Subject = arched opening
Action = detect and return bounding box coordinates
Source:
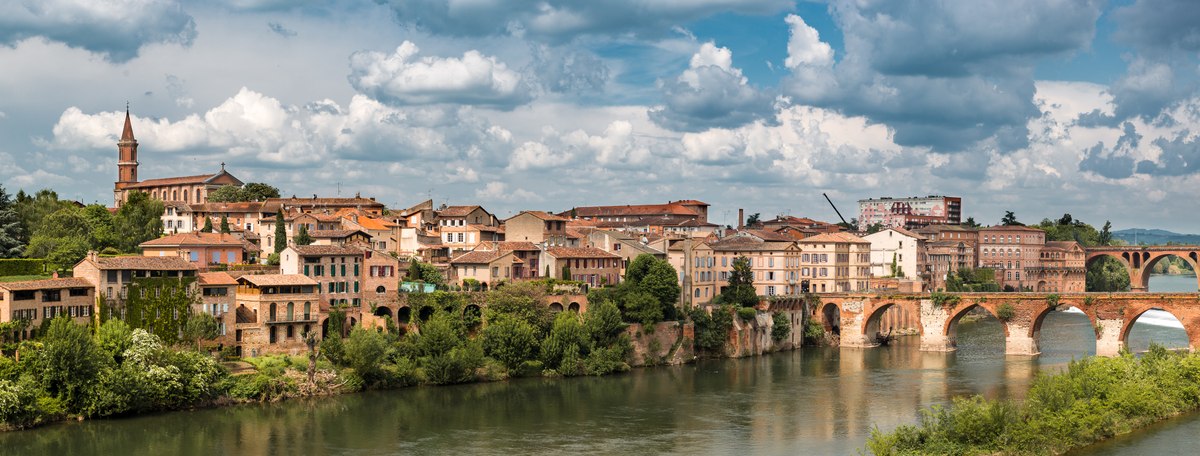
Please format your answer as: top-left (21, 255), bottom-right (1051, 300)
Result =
top-left (944, 304), bottom-right (1006, 355)
top-left (1030, 305), bottom-right (1096, 359)
top-left (568, 302), bottom-right (580, 313)
top-left (1086, 254), bottom-right (1131, 292)
top-left (418, 306), bottom-right (435, 322)
top-left (286, 302), bottom-right (294, 321)
top-left (269, 303), bottom-right (277, 322)
top-left (321, 318), bottom-right (328, 337)
top-left (397, 306), bottom-right (412, 324)
top-left (349, 317), bottom-right (358, 328)
top-left (549, 302), bottom-right (564, 312)
top-left (1122, 308), bottom-right (1190, 353)
top-left (1143, 254), bottom-right (1198, 292)
top-left (863, 303), bottom-right (917, 343)
top-left (303, 302), bottom-right (311, 320)
top-left (374, 306), bottom-right (393, 319)
top-left (820, 303), bottom-right (840, 335)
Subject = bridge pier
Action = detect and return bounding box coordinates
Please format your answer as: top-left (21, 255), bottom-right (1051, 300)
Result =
top-left (1096, 318), bottom-right (1125, 357)
top-left (1005, 322), bottom-right (1040, 356)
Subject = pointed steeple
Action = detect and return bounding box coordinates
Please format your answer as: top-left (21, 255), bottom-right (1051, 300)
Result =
top-left (120, 104), bottom-right (135, 142)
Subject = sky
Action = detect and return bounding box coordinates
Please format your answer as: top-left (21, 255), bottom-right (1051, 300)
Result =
top-left (1, 0), bottom-right (1199, 232)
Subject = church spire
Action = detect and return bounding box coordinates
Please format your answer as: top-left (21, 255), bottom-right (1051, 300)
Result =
top-left (120, 103), bottom-right (135, 142)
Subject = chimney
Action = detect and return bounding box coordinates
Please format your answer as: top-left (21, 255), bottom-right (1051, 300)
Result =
top-left (738, 208), bottom-right (744, 230)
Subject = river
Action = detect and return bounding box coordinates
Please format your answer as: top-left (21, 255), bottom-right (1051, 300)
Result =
top-left (0, 275), bottom-right (1195, 455)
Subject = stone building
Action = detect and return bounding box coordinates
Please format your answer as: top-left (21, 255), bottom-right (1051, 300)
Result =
top-left (709, 235), bottom-right (802, 297)
top-left (279, 245), bottom-right (366, 309)
top-left (112, 109), bottom-right (243, 207)
top-left (541, 247), bottom-right (623, 287)
top-left (797, 232), bottom-right (871, 293)
top-left (0, 278), bottom-right (95, 339)
top-left (139, 232), bottom-right (255, 271)
top-left (862, 227), bottom-right (927, 288)
top-left (198, 272), bottom-right (236, 342)
top-left (231, 274), bottom-right (320, 357)
top-left (503, 211), bottom-right (570, 247)
top-left (978, 225), bottom-right (1046, 290)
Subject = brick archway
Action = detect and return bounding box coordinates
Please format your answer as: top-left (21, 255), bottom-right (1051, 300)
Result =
top-left (1118, 306), bottom-right (1194, 351)
top-left (1087, 247), bottom-right (1200, 292)
top-left (1029, 303), bottom-right (1098, 349)
top-left (862, 302), bottom-right (922, 340)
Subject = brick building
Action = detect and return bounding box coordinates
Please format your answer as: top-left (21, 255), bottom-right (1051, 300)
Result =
top-left (0, 278), bottom-right (95, 339)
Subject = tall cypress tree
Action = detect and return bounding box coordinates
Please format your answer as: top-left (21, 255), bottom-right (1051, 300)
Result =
top-left (219, 215), bottom-right (230, 234)
top-left (294, 223), bottom-right (313, 246)
top-left (200, 217), bottom-right (213, 233)
top-left (0, 185), bottom-right (25, 258)
top-left (273, 210), bottom-right (286, 254)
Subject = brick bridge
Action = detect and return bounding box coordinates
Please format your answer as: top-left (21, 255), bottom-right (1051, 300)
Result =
top-left (807, 292), bottom-right (1200, 357)
top-left (1086, 246), bottom-right (1200, 292)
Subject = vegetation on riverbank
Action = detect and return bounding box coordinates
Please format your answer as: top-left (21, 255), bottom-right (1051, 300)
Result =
top-left (865, 345), bottom-right (1200, 455)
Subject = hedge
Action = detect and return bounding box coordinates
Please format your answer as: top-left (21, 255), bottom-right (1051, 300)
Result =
top-left (0, 259), bottom-right (46, 277)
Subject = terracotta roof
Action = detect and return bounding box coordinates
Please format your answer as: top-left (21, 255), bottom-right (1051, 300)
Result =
top-left (980, 225), bottom-right (1044, 232)
top-left (355, 216), bottom-right (396, 231)
top-left (190, 202), bottom-right (267, 213)
top-left (0, 277), bottom-right (94, 291)
top-left (467, 224), bottom-right (500, 232)
top-left (1045, 241), bottom-right (1082, 250)
top-left (799, 232), bottom-right (871, 244)
top-left (267, 197), bottom-right (384, 207)
top-left (237, 274), bottom-right (318, 287)
top-left (475, 241), bottom-right (539, 252)
top-left (708, 237), bottom-right (797, 252)
top-left (888, 227), bottom-right (926, 240)
top-left (566, 202), bottom-right (704, 218)
top-left (437, 205), bottom-right (482, 217)
top-left (198, 272), bottom-right (238, 286)
top-left (88, 256), bottom-right (198, 270)
top-left (509, 211), bottom-right (568, 222)
top-left (140, 232), bottom-right (247, 247)
top-left (450, 250), bottom-right (522, 265)
top-left (308, 229), bottom-right (367, 239)
top-left (545, 247), bottom-right (620, 259)
top-left (291, 245), bottom-right (364, 256)
top-left (741, 229), bottom-right (793, 241)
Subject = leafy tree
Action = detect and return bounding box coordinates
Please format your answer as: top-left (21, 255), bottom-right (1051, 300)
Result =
top-left (113, 191), bottom-right (164, 252)
top-left (1000, 211), bottom-right (1022, 226)
top-left (272, 210), bottom-right (286, 254)
top-left (200, 217), bottom-right (213, 233)
top-left (1098, 221), bottom-right (1113, 246)
top-left (584, 300), bottom-right (626, 348)
top-left (0, 185), bottom-right (25, 258)
top-left (219, 215), bottom-right (230, 234)
top-left (294, 223), bottom-right (313, 246)
top-left (541, 312), bottom-right (589, 371)
top-left (640, 260), bottom-right (681, 310)
top-left (864, 222), bottom-right (885, 234)
top-left (745, 212), bottom-right (760, 226)
top-left (183, 312), bottom-right (220, 351)
top-left (1087, 257), bottom-right (1131, 292)
top-left (405, 258), bottom-right (444, 285)
top-left (961, 217), bottom-right (981, 228)
top-left (771, 311), bottom-right (791, 342)
top-left (25, 207), bottom-right (93, 267)
top-left (345, 326), bottom-right (388, 383)
top-left (15, 189), bottom-right (71, 245)
top-left (96, 319), bottom-right (134, 363)
top-left (24, 316), bottom-right (105, 410)
top-left (624, 254), bottom-right (656, 284)
top-left (207, 183), bottom-right (281, 203)
top-left (690, 305), bottom-right (734, 353)
top-left (623, 291), bottom-right (663, 326)
top-left (82, 204), bottom-right (118, 250)
top-left (205, 186), bottom-right (243, 203)
top-left (561, 264), bottom-right (571, 280)
top-left (715, 256), bottom-right (758, 307)
top-left (242, 183), bottom-right (281, 201)
top-left (481, 313), bottom-right (540, 370)
top-left (485, 281), bottom-right (552, 336)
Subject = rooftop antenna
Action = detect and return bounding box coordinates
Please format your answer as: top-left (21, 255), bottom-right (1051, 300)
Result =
top-left (823, 193), bottom-right (849, 225)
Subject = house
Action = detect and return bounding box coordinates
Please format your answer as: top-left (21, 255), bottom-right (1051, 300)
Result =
top-left (472, 241), bottom-right (543, 279)
top-left (198, 271), bottom-right (237, 342)
top-left (73, 253), bottom-right (198, 305)
top-left (231, 274), bottom-right (320, 357)
top-left (504, 211), bottom-right (570, 247)
top-left (449, 250), bottom-right (524, 288)
top-left (797, 232), bottom-right (871, 293)
top-left (541, 247), bottom-right (622, 287)
top-left (708, 236), bottom-right (802, 297)
top-left (0, 278), bottom-right (95, 339)
top-left (362, 249), bottom-right (401, 309)
top-left (139, 232), bottom-right (252, 270)
top-left (279, 245), bottom-right (366, 310)
top-left (588, 229), bottom-right (667, 268)
top-left (308, 229), bottom-right (372, 247)
top-left (862, 228), bottom-right (927, 286)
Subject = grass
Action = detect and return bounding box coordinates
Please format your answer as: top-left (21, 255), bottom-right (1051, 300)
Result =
top-left (0, 275), bottom-right (52, 283)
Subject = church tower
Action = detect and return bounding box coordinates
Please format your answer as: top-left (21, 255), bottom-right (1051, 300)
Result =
top-left (114, 107), bottom-right (139, 206)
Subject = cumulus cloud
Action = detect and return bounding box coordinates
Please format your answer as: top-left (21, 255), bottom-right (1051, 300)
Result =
top-left (649, 43), bottom-right (773, 131)
top-left (523, 44), bottom-right (610, 94)
top-left (348, 41), bottom-right (532, 109)
top-left (1079, 122), bottom-right (1140, 179)
top-left (1107, 0), bottom-right (1200, 119)
top-left (0, 0), bottom-right (196, 62)
top-left (783, 1), bottom-right (1103, 153)
top-left (374, 0), bottom-right (792, 42)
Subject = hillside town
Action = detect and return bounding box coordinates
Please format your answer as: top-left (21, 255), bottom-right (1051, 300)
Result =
top-left (2, 111), bottom-right (1090, 358)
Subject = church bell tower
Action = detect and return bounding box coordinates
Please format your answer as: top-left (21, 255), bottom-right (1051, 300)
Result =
top-left (114, 106), bottom-right (139, 206)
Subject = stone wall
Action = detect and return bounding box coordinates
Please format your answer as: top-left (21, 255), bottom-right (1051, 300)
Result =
top-left (626, 321), bottom-right (695, 366)
top-left (725, 307), bottom-right (806, 357)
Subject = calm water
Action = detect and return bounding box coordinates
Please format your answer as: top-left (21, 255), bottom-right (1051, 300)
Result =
top-left (0, 275), bottom-right (1194, 455)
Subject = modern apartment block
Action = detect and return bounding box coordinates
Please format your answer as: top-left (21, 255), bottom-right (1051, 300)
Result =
top-left (857, 196), bottom-right (962, 230)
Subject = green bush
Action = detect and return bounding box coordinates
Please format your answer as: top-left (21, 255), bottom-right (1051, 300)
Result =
top-left (691, 306), bottom-right (733, 354)
top-left (541, 312), bottom-right (589, 370)
top-left (996, 303), bottom-right (1016, 322)
top-left (481, 313), bottom-right (540, 370)
top-left (423, 340), bottom-right (484, 385)
top-left (514, 360), bottom-right (545, 377)
top-left (930, 292), bottom-right (961, 309)
top-left (0, 259), bottom-right (44, 276)
top-left (584, 341), bottom-right (631, 376)
top-left (737, 307), bottom-right (757, 322)
top-left (345, 327), bottom-right (388, 384)
top-left (0, 376), bottom-right (47, 429)
top-left (771, 312), bottom-right (791, 342)
top-left (802, 318), bottom-right (824, 346)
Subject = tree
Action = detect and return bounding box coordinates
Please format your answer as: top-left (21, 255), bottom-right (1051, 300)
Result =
top-left (207, 183), bottom-right (281, 203)
top-left (481, 313), bottom-right (540, 370)
top-left (25, 207), bottom-right (93, 267)
top-left (541, 312), bottom-right (589, 372)
top-left (961, 217), bottom-right (981, 228)
top-left (345, 327), bottom-right (388, 383)
top-left (294, 223), bottom-right (313, 246)
top-left (1098, 221), bottom-right (1113, 246)
top-left (96, 319), bottom-right (134, 363)
top-left (715, 256), bottom-right (758, 307)
top-left (866, 222), bottom-right (885, 234)
top-left (0, 185), bottom-right (25, 258)
top-left (183, 312), bottom-right (220, 351)
top-left (200, 217), bottom-right (213, 233)
top-left (82, 204), bottom-right (118, 250)
top-left (113, 191), bottom-right (164, 252)
top-left (640, 260), bottom-right (681, 313)
top-left (746, 212), bottom-right (760, 226)
top-left (623, 291), bottom-right (663, 326)
top-left (583, 300), bottom-right (625, 348)
top-left (219, 215), bottom-right (230, 234)
top-left (205, 186), bottom-right (243, 203)
top-left (24, 316), bottom-right (104, 410)
top-left (1000, 211), bottom-right (1022, 226)
top-left (405, 258), bottom-right (444, 285)
top-left (272, 210), bottom-right (286, 254)
top-left (624, 254), bottom-right (657, 284)
top-left (15, 189), bottom-right (71, 245)
top-left (242, 183), bottom-right (281, 201)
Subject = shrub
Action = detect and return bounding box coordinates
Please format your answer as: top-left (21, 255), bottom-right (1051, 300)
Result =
top-left (320, 333), bottom-right (345, 366)
top-left (771, 312), bottom-right (791, 342)
top-left (541, 312), bottom-right (589, 370)
top-left (995, 303), bottom-right (1016, 322)
top-left (584, 339), bottom-right (631, 376)
top-left (0, 259), bottom-right (44, 276)
top-left (1046, 294), bottom-right (1061, 309)
top-left (691, 306), bottom-right (733, 354)
top-left (345, 327), bottom-right (388, 384)
top-left (737, 307), bottom-right (757, 322)
top-left (623, 291), bottom-right (664, 327)
top-left (514, 360), bottom-right (544, 377)
top-left (481, 313), bottom-right (540, 370)
top-left (0, 376), bottom-right (47, 429)
top-left (802, 318), bottom-right (825, 346)
top-left (423, 340), bottom-right (484, 385)
top-left (584, 300), bottom-right (626, 348)
top-left (930, 292), bottom-right (961, 309)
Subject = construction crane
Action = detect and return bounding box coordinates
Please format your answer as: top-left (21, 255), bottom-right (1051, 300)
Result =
top-left (823, 193), bottom-right (849, 226)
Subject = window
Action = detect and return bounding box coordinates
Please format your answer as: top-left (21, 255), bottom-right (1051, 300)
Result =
top-left (227, 252), bottom-right (235, 263)
top-left (212, 251), bottom-right (220, 264)
top-left (12, 290), bottom-right (34, 301)
top-left (189, 251), bottom-right (199, 262)
top-left (767, 286), bottom-right (776, 296)
top-left (69, 288), bottom-right (88, 297)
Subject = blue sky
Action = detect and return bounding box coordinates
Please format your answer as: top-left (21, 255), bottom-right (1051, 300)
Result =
top-left (1, 0), bottom-right (1199, 232)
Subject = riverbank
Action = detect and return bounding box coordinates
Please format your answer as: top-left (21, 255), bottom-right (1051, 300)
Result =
top-left (865, 345), bottom-right (1200, 455)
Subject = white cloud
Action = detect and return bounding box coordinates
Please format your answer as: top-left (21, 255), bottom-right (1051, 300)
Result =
top-left (784, 14), bottom-right (833, 69)
top-left (348, 41), bottom-right (532, 109)
top-left (649, 42), bottom-right (773, 131)
top-left (0, 0), bottom-right (196, 62)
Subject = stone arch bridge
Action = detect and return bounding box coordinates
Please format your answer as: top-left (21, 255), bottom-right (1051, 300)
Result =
top-left (1086, 246), bottom-right (1200, 292)
top-left (805, 292), bottom-right (1200, 357)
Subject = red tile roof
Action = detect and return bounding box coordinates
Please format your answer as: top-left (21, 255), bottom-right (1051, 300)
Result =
top-left (545, 247), bottom-right (620, 259)
top-left (510, 210), bottom-right (569, 222)
top-left (437, 205), bottom-right (483, 217)
top-left (238, 274), bottom-right (318, 287)
top-left (799, 232), bottom-right (871, 244)
top-left (126, 174), bottom-right (217, 188)
top-left (140, 232), bottom-right (247, 247)
top-left (198, 272), bottom-right (238, 286)
top-left (290, 245), bottom-right (364, 256)
top-left (567, 202), bottom-right (702, 218)
top-left (87, 256), bottom-right (198, 270)
top-left (0, 277), bottom-right (94, 291)
top-left (450, 250), bottom-right (522, 265)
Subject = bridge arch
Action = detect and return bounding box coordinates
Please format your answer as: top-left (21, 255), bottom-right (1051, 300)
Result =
top-left (1119, 307), bottom-right (1193, 352)
top-left (820, 302), bottom-right (841, 335)
top-left (863, 302), bottom-right (921, 339)
top-left (1139, 253), bottom-right (1200, 292)
top-left (944, 303), bottom-right (1009, 344)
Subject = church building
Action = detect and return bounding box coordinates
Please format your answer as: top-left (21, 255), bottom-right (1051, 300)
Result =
top-left (113, 109), bottom-right (243, 207)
